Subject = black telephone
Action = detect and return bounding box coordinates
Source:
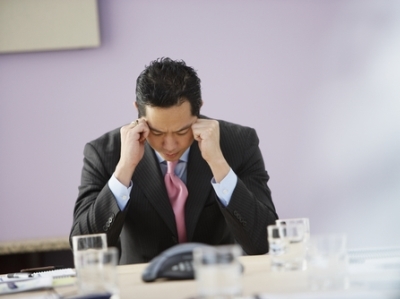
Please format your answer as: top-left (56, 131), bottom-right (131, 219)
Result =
top-left (142, 243), bottom-right (211, 282)
top-left (142, 243), bottom-right (245, 282)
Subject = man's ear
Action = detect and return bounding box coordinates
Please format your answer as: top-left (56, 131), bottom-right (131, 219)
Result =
top-left (134, 102), bottom-right (140, 118)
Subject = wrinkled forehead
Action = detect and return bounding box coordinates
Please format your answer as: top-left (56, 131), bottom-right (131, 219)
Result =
top-left (144, 101), bottom-right (197, 133)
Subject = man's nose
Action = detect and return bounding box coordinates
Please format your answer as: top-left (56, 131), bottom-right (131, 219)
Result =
top-left (163, 134), bottom-right (177, 150)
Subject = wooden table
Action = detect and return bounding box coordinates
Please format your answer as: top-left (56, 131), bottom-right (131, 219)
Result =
top-left (113, 255), bottom-right (308, 298)
top-left (3, 254), bottom-right (400, 299)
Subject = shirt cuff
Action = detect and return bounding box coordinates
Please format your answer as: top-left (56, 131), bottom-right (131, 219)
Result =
top-left (211, 168), bottom-right (237, 207)
top-left (108, 174), bottom-right (132, 211)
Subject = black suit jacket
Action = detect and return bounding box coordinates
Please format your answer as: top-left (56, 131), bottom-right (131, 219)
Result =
top-left (70, 117), bottom-right (278, 264)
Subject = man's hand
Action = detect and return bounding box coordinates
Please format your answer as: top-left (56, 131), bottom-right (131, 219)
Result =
top-left (192, 119), bottom-right (230, 182)
top-left (114, 118), bottom-right (150, 187)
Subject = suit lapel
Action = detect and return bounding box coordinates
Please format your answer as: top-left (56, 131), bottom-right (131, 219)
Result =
top-left (132, 142), bottom-right (177, 236)
top-left (185, 141), bottom-right (213, 241)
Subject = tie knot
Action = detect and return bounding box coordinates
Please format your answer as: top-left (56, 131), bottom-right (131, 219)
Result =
top-left (167, 160), bottom-right (179, 174)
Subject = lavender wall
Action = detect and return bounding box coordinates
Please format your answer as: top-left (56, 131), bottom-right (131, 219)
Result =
top-left (1, 0), bottom-right (399, 249)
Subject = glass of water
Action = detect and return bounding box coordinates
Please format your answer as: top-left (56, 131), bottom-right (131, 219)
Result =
top-left (74, 247), bottom-right (119, 296)
top-left (193, 244), bottom-right (243, 298)
top-left (306, 234), bottom-right (349, 291)
top-left (268, 223), bottom-right (308, 271)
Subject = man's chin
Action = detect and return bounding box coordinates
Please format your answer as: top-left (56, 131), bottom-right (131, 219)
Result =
top-left (163, 153), bottom-right (180, 161)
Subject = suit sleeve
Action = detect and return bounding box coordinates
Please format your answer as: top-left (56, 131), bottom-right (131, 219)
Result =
top-left (218, 128), bottom-right (278, 255)
top-left (70, 142), bottom-right (127, 248)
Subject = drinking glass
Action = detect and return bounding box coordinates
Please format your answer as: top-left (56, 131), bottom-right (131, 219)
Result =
top-left (74, 247), bottom-right (119, 296)
top-left (267, 223), bottom-right (308, 271)
top-left (193, 245), bottom-right (242, 298)
top-left (306, 234), bottom-right (349, 291)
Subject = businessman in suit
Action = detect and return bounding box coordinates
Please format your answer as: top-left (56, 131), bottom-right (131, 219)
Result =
top-left (70, 57), bottom-right (278, 264)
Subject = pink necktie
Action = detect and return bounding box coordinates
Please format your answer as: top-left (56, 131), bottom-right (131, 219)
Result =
top-left (164, 161), bottom-right (188, 243)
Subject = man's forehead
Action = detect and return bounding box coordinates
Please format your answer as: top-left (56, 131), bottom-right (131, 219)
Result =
top-left (143, 101), bottom-right (196, 132)
top-left (147, 121), bottom-right (194, 133)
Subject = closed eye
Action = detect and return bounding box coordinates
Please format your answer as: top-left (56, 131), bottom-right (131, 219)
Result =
top-left (176, 129), bottom-right (190, 136)
top-left (151, 130), bottom-right (164, 136)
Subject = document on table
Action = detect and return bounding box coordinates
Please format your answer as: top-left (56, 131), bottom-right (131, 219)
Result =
top-left (0, 268), bottom-right (76, 294)
top-left (0, 276), bottom-right (53, 295)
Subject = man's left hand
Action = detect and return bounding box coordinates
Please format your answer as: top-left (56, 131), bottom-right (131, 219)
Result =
top-left (192, 119), bottom-right (230, 182)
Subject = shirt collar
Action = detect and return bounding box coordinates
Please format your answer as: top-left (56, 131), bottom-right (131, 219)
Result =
top-left (154, 147), bottom-right (190, 164)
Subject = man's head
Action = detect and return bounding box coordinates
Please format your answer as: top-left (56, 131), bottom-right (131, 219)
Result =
top-left (135, 58), bottom-right (203, 161)
top-left (135, 57), bottom-right (202, 117)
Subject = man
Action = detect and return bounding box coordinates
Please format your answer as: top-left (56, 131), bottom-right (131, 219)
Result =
top-left (70, 57), bottom-right (278, 264)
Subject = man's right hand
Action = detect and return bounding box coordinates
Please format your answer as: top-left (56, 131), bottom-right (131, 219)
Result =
top-left (114, 118), bottom-right (150, 187)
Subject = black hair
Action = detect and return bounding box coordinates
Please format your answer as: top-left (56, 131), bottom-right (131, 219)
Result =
top-left (135, 57), bottom-right (202, 117)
